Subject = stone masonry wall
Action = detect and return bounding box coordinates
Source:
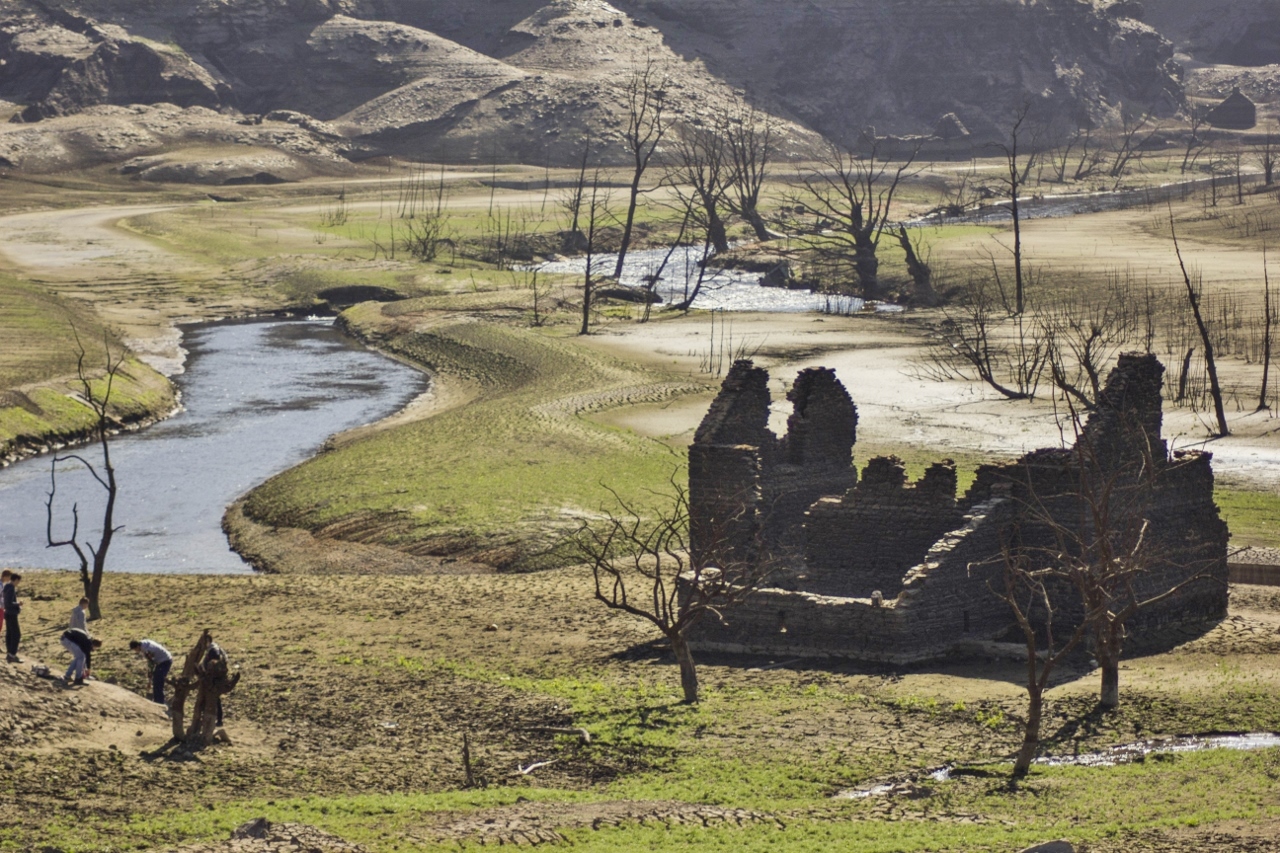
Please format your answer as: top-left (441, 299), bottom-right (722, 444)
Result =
top-left (686, 352), bottom-right (1228, 664)
top-left (690, 361), bottom-right (857, 564)
top-left (689, 498), bottom-right (1015, 664)
top-left (802, 458), bottom-right (962, 597)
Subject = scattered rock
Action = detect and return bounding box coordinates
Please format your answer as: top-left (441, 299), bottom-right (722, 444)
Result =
top-left (231, 818), bottom-right (270, 840)
top-left (1017, 842), bottom-right (1075, 853)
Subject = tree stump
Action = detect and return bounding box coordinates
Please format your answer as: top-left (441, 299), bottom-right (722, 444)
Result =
top-left (169, 629), bottom-right (239, 747)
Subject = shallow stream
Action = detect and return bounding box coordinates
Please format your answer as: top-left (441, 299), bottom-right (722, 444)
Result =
top-left (533, 245), bottom-right (875, 313)
top-left (0, 318), bottom-right (427, 573)
top-left (836, 732), bottom-right (1280, 798)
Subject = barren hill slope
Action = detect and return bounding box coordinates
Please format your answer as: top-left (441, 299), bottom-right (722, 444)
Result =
top-left (1143, 0), bottom-right (1280, 67)
top-left (0, 0), bottom-right (1191, 169)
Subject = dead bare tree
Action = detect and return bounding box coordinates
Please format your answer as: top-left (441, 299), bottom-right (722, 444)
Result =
top-left (791, 137), bottom-right (920, 301)
top-left (569, 483), bottom-right (773, 704)
top-left (895, 225), bottom-right (938, 306)
top-left (1180, 108), bottom-right (1212, 175)
top-left (401, 210), bottom-right (452, 262)
top-left (923, 277), bottom-right (1046, 400)
top-left (169, 630), bottom-right (239, 747)
top-left (1046, 124), bottom-right (1105, 184)
top-left (1017, 383), bottom-right (1224, 710)
top-left (1169, 209), bottom-right (1229, 436)
top-left (722, 103), bottom-right (777, 242)
top-left (1253, 122), bottom-right (1278, 186)
top-left (45, 332), bottom-right (125, 621)
top-left (991, 539), bottom-right (1091, 779)
top-left (1039, 285), bottom-right (1136, 411)
top-left (988, 103), bottom-right (1041, 315)
top-left (640, 203), bottom-right (694, 321)
top-left (1261, 246), bottom-right (1274, 412)
top-left (670, 122), bottom-right (732, 254)
top-left (578, 172), bottom-right (612, 336)
top-left (1108, 107), bottom-right (1161, 185)
top-left (614, 57), bottom-right (670, 278)
top-left (559, 139), bottom-right (592, 253)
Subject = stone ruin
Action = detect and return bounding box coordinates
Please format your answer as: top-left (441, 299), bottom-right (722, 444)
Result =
top-left (686, 354), bottom-right (1229, 664)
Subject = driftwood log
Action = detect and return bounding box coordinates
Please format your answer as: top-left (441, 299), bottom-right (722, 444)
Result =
top-left (169, 629), bottom-right (239, 746)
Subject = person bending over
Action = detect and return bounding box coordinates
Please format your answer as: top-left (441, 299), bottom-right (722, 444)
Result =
top-left (61, 629), bottom-right (102, 685)
top-left (130, 638), bottom-right (173, 705)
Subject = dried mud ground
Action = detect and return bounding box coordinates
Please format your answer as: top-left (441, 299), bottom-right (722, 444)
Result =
top-left (4, 571), bottom-right (1280, 852)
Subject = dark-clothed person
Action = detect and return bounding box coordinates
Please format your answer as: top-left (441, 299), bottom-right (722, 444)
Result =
top-left (3, 573), bottom-right (21, 663)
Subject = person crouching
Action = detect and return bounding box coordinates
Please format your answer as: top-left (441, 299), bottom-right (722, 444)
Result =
top-left (61, 629), bottom-right (102, 685)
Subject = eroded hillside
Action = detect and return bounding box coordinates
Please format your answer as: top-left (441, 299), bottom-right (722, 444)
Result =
top-left (0, 0), bottom-right (1191, 169)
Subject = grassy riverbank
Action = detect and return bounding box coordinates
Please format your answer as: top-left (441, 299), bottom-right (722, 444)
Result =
top-left (0, 273), bottom-right (175, 462)
top-left (4, 571), bottom-right (1280, 852)
top-left (241, 300), bottom-right (710, 570)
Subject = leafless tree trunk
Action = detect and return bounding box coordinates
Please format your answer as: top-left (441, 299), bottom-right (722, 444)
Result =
top-left (1072, 128), bottom-right (1107, 182)
top-left (641, 203), bottom-right (694, 321)
top-left (992, 542), bottom-right (1090, 779)
top-left (722, 104), bottom-right (776, 242)
top-left (1254, 123), bottom-right (1278, 186)
top-left (1108, 107), bottom-right (1160, 185)
top-left (1170, 211), bottom-right (1229, 435)
top-left (1261, 247), bottom-right (1274, 412)
top-left (896, 225), bottom-right (937, 305)
top-left (670, 124), bottom-right (731, 254)
top-left (45, 332), bottom-right (124, 621)
top-left (923, 277), bottom-right (1045, 400)
top-left (170, 630), bottom-right (239, 746)
top-left (568, 482), bottom-right (774, 704)
top-left (1180, 109), bottom-right (1211, 174)
top-left (989, 104), bottom-right (1041, 315)
top-left (1039, 280), bottom-right (1139, 410)
top-left (790, 137), bottom-right (919, 301)
top-left (614, 57), bottom-right (670, 278)
top-left (578, 173), bottom-right (611, 336)
top-left (559, 140), bottom-right (592, 253)
top-left (1066, 404), bottom-right (1220, 708)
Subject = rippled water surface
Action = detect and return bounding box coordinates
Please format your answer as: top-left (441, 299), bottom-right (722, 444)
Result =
top-left (533, 245), bottom-right (875, 313)
top-left (0, 319), bottom-right (427, 573)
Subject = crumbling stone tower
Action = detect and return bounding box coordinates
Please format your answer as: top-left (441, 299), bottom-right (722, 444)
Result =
top-left (689, 360), bottom-right (857, 566)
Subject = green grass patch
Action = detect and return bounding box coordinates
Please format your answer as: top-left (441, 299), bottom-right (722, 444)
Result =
top-left (1216, 486), bottom-right (1280, 549)
top-left (242, 318), bottom-right (704, 568)
top-left (0, 274), bottom-right (108, 390)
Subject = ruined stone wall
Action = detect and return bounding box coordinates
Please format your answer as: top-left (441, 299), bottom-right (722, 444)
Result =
top-left (1132, 450), bottom-right (1230, 628)
top-left (688, 444), bottom-right (763, 569)
top-left (690, 361), bottom-right (857, 564)
top-left (689, 498), bottom-right (1015, 664)
top-left (802, 458), bottom-right (962, 597)
top-left (686, 352), bottom-right (1228, 665)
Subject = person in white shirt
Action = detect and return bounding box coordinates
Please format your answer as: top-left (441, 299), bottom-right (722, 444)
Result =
top-left (129, 638), bottom-right (173, 705)
top-left (69, 598), bottom-right (89, 633)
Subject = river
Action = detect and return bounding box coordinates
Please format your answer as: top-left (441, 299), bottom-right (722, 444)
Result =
top-left (0, 318), bottom-right (427, 574)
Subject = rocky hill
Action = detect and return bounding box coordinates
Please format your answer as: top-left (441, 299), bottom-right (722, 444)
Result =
top-left (1143, 0), bottom-right (1280, 67)
top-left (0, 0), bottom-right (1194, 173)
